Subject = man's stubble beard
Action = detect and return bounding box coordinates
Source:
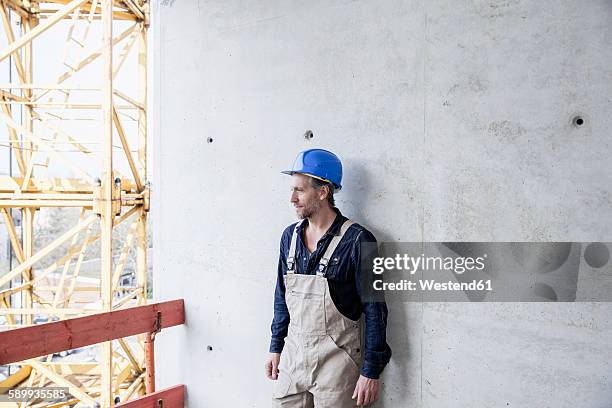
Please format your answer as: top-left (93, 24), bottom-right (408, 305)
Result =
top-left (297, 198), bottom-right (321, 220)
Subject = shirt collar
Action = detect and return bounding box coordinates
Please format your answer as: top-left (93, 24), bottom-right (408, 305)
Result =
top-left (296, 207), bottom-right (346, 237)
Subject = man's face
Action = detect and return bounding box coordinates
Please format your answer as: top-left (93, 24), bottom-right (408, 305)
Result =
top-left (290, 174), bottom-right (321, 219)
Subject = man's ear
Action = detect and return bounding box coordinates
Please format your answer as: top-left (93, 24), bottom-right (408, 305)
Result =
top-left (318, 185), bottom-right (329, 201)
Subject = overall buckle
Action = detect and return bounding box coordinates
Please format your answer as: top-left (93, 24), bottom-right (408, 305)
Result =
top-left (317, 258), bottom-right (329, 277)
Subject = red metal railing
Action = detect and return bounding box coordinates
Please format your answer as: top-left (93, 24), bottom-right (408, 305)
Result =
top-left (0, 299), bottom-right (185, 407)
top-left (116, 384), bottom-right (185, 408)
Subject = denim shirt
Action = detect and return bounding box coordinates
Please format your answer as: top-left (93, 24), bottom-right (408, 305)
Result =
top-left (270, 208), bottom-right (392, 379)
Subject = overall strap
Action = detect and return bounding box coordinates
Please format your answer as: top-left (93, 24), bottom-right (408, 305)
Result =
top-left (286, 220), bottom-right (304, 274)
top-left (317, 220), bottom-right (354, 276)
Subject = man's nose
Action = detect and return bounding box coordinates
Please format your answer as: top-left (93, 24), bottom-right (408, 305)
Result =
top-left (290, 191), bottom-right (298, 202)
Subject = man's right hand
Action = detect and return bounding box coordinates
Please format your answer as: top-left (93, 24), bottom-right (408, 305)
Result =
top-left (265, 353), bottom-right (281, 380)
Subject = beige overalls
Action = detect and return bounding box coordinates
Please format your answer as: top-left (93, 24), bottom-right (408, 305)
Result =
top-left (272, 220), bottom-right (361, 408)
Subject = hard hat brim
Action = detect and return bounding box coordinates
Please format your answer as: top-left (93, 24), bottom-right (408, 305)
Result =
top-left (281, 171), bottom-right (342, 191)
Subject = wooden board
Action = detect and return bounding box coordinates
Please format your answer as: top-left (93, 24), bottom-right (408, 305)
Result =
top-left (0, 299), bottom-right (185, 364)
top-left (116, 385), bottom-right (185, 408)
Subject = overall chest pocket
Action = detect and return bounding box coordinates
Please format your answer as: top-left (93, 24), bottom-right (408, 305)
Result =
top-left (289, 290), bottom-right (323, 300)
top-left (285, 277), bottom-right (327, 333)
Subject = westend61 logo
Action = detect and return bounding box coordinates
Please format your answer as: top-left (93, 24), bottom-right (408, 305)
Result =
top-left (372, 253), bottom-right (487, 275)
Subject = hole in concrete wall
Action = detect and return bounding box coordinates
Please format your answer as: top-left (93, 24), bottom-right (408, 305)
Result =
top-left (207, 137), bottom-right (214, 143)
top-left (572, 115), bottom-right (585, 127)
top-left (303, 130), bottom-right (314, 140)
top-left (207, 345), bottom-right (213, 351)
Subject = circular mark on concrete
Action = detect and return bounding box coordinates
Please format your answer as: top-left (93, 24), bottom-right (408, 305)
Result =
top-left (206, 137), bottom-right (214, 143)
top-left (572, 115), bottom-right (585, 127)
top-left (533, 282), bottom-right (558, 301)
top-left (512, 243), bottom-right (572, 274)
top-left (207, 345), bottom-right (213, 351)
top-left (584, 242), bottom-right (610, 268)
top-left (303, 130), bottom-right (314, 140)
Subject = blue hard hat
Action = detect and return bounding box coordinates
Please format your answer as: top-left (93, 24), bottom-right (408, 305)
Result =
top-left (282, 149), bottom-right (343, 190)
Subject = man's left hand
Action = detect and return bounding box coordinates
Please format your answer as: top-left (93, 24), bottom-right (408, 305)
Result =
top-left (352, 375), bottom-right (379, 406)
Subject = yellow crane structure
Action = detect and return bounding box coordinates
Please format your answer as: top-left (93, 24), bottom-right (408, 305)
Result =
top-left (0, 0), bottom-right (151, 406)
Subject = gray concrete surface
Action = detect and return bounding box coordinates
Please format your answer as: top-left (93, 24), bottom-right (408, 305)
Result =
top-left (152, 1), bottom-right (612, 406)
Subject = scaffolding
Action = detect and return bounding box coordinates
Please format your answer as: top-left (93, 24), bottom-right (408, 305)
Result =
top-left (0, 0), bottom-right (150, 406)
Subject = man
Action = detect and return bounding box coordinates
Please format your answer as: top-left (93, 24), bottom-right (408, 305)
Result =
top-left (266, 148), bottom-right (392, 407)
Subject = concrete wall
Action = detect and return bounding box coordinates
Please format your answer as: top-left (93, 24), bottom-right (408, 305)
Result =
top-left (153, 1), bottom-right (612, 406)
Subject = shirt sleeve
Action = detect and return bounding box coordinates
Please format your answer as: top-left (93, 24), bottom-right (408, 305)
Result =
top-left (353, 229), bottom-right (392, 379)
top-left (269, 228), bottom-right (291, 353)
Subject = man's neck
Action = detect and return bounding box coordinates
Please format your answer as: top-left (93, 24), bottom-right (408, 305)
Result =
top-left (306, 206), bottom-right (337, 236)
